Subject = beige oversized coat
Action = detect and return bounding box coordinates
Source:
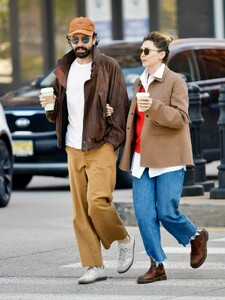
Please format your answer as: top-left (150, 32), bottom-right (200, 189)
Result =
top-left (119, 66), bottom-right (194, 172)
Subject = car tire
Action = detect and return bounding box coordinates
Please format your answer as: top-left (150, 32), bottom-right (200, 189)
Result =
top-left (12, 174), bottom-right (33, 189)
top-left (116, 148), bottom-right (132, 189)
top-left (0, 139), bottom-right (13, 207)
top-left (116, 169), bottom-right (132, 189)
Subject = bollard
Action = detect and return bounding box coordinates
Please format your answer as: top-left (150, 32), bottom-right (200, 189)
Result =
top-left (182, 83), bottom-right (204, 196)
top-left (182, 165), bottom-right (203, 196)
top-left (210, 84), bottom-right (225, 199)
top-left (188, 83), bottom-right (214, 192)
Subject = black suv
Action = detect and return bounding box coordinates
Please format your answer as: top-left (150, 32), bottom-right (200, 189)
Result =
top-left (1, 38), bottom-right (225, 189)
top-left (168, 38), bottom-right (225, 162)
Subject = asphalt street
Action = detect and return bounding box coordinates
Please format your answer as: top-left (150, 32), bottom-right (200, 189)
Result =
top-left (0, 174), bottom-right (225, 299)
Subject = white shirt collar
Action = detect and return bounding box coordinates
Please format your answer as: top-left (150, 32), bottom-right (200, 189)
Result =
top-left (140, 63), bottom-right (165, 92)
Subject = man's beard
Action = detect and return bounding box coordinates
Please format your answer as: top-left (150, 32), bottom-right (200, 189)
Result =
top-left (74, 46), bottom-right (92, 58)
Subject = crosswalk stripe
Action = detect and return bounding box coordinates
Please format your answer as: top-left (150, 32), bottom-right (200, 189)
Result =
top-left (158, 247), bottom-right (225, 254)
top-left (0, 295), bottom-right (223, 300)
top-left (61, 246), bottom-right (225, 269)
top-left (61, 260), bottom-right (225, 270)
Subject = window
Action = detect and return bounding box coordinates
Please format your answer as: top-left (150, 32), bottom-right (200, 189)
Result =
top-left (100, 42), bottom-right (143, 85)
top-left (195, 49), bottom-right (225, 80)
top-left (168, 51), bottom-right (198, 82)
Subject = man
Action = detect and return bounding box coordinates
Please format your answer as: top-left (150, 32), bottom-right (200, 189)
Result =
top-left (39, 16), bottom-right (134, 284)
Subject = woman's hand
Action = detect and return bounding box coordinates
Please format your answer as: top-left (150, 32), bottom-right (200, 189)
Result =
top-left (137, 97), bottom-right (152, 112)
top-left (106, 103), bottom-right (114, 117)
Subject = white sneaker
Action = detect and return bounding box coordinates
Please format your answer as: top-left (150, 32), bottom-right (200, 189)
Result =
top-left (117, 235), bottom-right (135, 273)
top-left (78, 266), bottom-right (107, 284)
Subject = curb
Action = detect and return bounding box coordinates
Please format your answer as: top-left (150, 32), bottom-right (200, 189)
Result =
top-left (114, 191), bottom-right (225, 227)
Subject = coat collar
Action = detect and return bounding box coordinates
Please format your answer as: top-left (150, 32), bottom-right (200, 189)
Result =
top-left (133, 65), bottom-right (171, 98)
top-left (54, 46), bottom-right (101, 89)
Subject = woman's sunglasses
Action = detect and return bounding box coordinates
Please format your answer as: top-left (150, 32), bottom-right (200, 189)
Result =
top-left (137, 48), bottom-right (161, 56)
top-left (69, 36), bottom-right (90, 44)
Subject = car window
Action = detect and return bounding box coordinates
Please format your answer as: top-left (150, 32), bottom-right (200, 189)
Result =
top-left (195, 49), bottom-right (225, 80)
top-left (100, 44), bottom-right (142, 85)
top-left (122, 66), bottom-right (143, 85)
top-left (110, 53), bottom-right (143, 85)
top-left (117, 54), bottom-right (143, 85)
top-left (39, 70), bottom-right (56, 87)
top-left (168, 50), bottom-right (198, 82)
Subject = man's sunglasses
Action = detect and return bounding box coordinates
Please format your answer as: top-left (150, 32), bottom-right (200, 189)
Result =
top-left (69, 36), bottom-right (90, 44)
top-left (137, 48), bottom-right (161, 56)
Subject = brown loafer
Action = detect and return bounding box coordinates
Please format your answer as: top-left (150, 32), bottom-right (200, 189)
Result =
top-left (137, 263), bottom-right (167, 284)
top-left (190, 228), bottom-right (209, 268)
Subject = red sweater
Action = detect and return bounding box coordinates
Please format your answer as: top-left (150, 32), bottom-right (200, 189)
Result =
top-left (134, 86), bottom-right (145, 153)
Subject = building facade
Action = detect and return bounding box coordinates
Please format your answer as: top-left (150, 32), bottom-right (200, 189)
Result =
top-left (0, 0), bottom-right (224, 95)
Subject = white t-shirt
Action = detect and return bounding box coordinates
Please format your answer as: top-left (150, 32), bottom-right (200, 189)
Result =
top-left (65, 59), bottom-right (92, 149)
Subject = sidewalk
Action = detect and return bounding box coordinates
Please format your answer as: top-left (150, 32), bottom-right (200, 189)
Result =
top-left (114, 161), bottom-right (225, 227)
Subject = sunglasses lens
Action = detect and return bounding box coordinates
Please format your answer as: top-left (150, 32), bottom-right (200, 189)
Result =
top-left (137, 48), bottom-right (150, 56)
top-left (144, 48), bottom-right (150, 55)
top-left (82, 36), bottom-right (90, 44)
top-left (70, 37), bottom-right (79, 44)
top-left (137, 49), bottom-right (143, 56)
top-left (70, 36), bottom-right (90, 44)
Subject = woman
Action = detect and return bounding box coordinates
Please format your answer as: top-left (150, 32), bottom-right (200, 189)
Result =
top-left (119, 32), bottom-right (208, 284)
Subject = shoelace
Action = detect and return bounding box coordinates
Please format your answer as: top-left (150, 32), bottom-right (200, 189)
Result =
top-left (86, 266), bottom-right (103, 273)
top-left (119, 247), bottom-right (128, 262)
top-left (86, 267), bottom-right (96, 274)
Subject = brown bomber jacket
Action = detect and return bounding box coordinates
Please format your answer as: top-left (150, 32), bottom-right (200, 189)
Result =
top-left (46, 47), bottom-right (130, 151)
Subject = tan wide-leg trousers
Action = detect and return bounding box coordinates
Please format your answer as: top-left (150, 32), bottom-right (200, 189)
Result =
top-left (66, 143), bottom-right (128, 267)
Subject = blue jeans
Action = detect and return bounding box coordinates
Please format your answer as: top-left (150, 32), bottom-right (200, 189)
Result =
top-left (133, 168), bottom-right (197, 263)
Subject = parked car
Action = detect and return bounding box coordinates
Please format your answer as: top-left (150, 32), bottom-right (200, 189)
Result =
top-left (0, 101), bottom-right (13, 206)
top-left (168, 38), bottom-right (225, 162)
top-left (1, 38), bottom-right (225, 189)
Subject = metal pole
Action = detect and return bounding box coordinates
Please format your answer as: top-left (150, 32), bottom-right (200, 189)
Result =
top-left (188, 83), bottom-right (214, 192)
top-left (182, 84), bottom-right (204, 196)
top-left (210, 84), bottom-right (225, 199)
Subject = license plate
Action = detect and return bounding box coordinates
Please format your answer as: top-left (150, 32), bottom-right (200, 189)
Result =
top-left (12, 140), bottom-right (33, 156)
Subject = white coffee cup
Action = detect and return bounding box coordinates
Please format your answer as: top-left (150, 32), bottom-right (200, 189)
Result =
top-left (136, 92), bottom-right (150, 112)
top-left (40, 87), bottom-right (54, 111)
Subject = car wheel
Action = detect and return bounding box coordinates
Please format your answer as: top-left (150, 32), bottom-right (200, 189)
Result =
top-left (12, 174), bottom-right (33, 189)
top-left (116, 148), bottom-right (132, 189)
top-left (0, 139), bottom-right (13, 207)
